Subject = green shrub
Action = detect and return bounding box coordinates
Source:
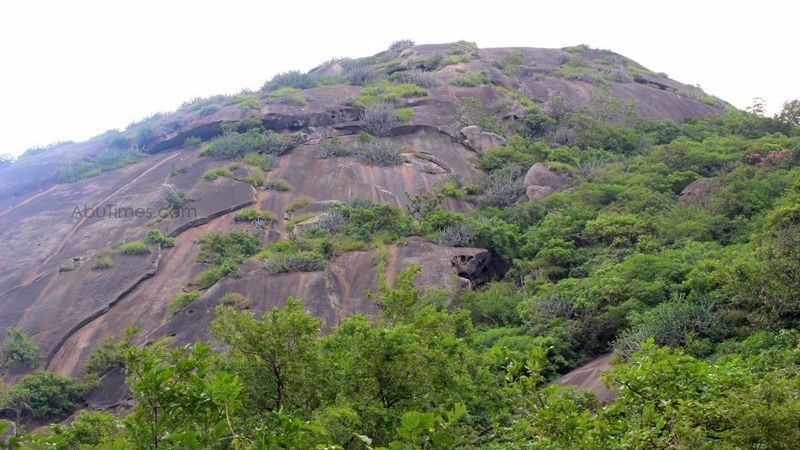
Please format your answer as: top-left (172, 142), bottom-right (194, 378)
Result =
top-left (317, 137), bottom-right (350, 158)
top-left (190, 268), bottom-right (223, 288)
top-left (265, 252), bottom-right (325, 274)
top-left (198, 104), bottom-right (221, 116)
top-left (0, 328), bottom-right (38, 368)
top-left (244, 166), bottom-right (266, 187)
top-left (265, 178), bottom-right (293, 191)
top-left (493, 50), bottom-right (524, 75)
top-left (2, 369), bottom-right (85, 418)
top-left (168, 290), bottom-right (202, 314)
top-left (361, 102), bottom-right (401, 136)
top-left (395, 107), bottom-right (414, 121)
top-left (178, 94), bottom-right (229, 112)
top-left (219, 292), bottom-right (252, 310)
top-left (266, 87), bottom-right (307, 106)
top-left (118, 240), bottom-right (151, 255)
top-left (59, 262), bottom-right (77, 272)
top-left (388, 69), bottom-right (441, 87)
top-left (286, 195), bottom-right (315, 212)
top-left (201, 130), bottom-right (288, 160)
top-left (449, 70), bottom-right (490, 87)
top-left (58, 146), bottom-right (147, 183)
top-left (233, 208), bottom-right (276, 223)
top-left (92, 248), bottom-right (115, 270)
top-left (146, 229), bottom-right (175, 247)
top-left (261, 70), bottom-right (315, 92)
top-left (83, 333), bottom-right (133, 378)
top-left (353, 139), bottom-right (404, 166)
top-left (183, 136), bottom-right (202, 147)
top-left (356, 81), bottom-right (426, 105)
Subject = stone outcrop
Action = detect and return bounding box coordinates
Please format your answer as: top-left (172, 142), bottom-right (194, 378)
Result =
top-left (523, 163), bottom-right (569, 200)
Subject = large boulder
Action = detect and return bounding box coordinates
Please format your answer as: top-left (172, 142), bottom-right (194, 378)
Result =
top-left (523, 163), bottom-right (569, 200)
top-left (459, 125), bottom-right (506, 152)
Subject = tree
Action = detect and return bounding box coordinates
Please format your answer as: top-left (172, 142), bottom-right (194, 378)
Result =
top-left (209, 297), bottom-right (322, 412)
top-left (775, 98), bottom-right (800, 125)
top-left (0, 328), bottom-right (39, 368)
top-left (0, 369), bottom-right (84, 420)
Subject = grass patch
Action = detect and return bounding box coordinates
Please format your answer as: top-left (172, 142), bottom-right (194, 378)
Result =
top-left (58, 147), bottom-right (146, 183)
top-left (92, 248), bottom-right (115, 270)
top-left (347, 80), bottom-right (426, 107)
top-left (265, 178), bottom-right (293, 191)
top-left (286, 195), bottom-right (315, 212)
top-left (59, 262), bottom-right (77, 272)
top-left (118, 240), bottom-right (151, 255)
top-left (233, 208), bottom-right (277, 223)
top-left (168, 290), bottom-right (201, 314)
top-left (219, 292), bottom-right (252, 310)
top-left (284, 212), bottom-right (319, 232)
top-left (449, 70), bottom-right (490, 87)
top-left (265, 87), bottom-right (307, 106)
top-left (146, 229), bottom-right (175, 247)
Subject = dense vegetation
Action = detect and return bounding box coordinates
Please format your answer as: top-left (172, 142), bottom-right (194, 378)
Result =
top-left (3, 40), bottom-right (800, 449)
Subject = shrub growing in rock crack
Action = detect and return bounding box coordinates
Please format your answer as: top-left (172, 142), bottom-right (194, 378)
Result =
top-left (348, 67), bottom-right (380, 86)
top-left (389, 69), bottom-right (441, 88)
top-left (434, 222), bottom-right (475, 247)
top-left (353, 139), bottom-right (404, 166)
top-left (361, 102), bottom-right (400, 136)
top-left (482, 165), bottom-right (527, 207)
top-left (317, 209), bottom-right (348, 234)
top-left (265, 252), bottom-right (325, 274)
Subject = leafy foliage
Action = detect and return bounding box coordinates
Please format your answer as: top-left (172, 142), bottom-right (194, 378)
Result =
top-left (0, 328), bottom-right (38, 368)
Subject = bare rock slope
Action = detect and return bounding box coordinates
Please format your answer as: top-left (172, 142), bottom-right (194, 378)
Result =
top-left (0, 42), bottom-right (724, 387)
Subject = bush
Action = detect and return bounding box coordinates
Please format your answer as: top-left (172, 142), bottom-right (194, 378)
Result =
top-left (433, 222), bottom-right (475, 247)
top-left (190, 268), bottom-right (224, 288)
top-left (361, 102), bottom-right (400, 136)
top-left (118, 240), bottom-right (151, 255)
top-left (203, 170), bottom-right (219, 180)
top-left (244, 166), bottom-right (266, 187)
top-left (317, 137), bottom-right (350, 158)
top-left (286, 195), bottom-right (315, 212)
top-left (265, 252), bottom-right (325, 274)
top-left (261, 70), bottom-right (315, 92)
top-left (168, 290), bottom-right (202, 314)
top-left (348, 67), bottom-right (380, 86)
top-left (201, 130), bottom-right (288, 160)
top-left (92, 248), bottom-right (115, 270)
top-left (58, 146), bottom-right (147, 183)
top-left (353, 139), bottom-right (404, 166)
top-left (318, 209), bottom-right (348, 234)
top-left (59, 262), bottom-right (77, 272)
top-left (198, 104), bottom-right (221, 116)
top-left (266, 87), bottom-right (307, 106)
top-left (83, 333), bottom-right (132, 378)
top-left (0, 328), bottom-right (38, 368)
top-left (612, 296), bottom-right (732, 359)
top-left (146, 229), bottom-right (175, 247)
top-left (449, 70), bottom-right (490, 87)
top-left (265, 178), bottom-right (293, 191)
top-left (219, 292), bottom-right (252, 310)
top-left (183, 136), bottom-right (202, 147)
top-left (1, 369), bottom-right (85, 418)
top-left (233, 208), bottom-right (276, 223)
top-left (482, 165), bottom-right (527, 207)
top-left (388, 69), bottom-right (441, 88)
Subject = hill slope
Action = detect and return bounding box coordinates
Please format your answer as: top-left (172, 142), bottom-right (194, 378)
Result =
top-left (0, 40), bottom-right (726, 384)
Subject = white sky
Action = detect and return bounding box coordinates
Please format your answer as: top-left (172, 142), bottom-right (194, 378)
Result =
top-left (1, 1), bottom-right (796, 157)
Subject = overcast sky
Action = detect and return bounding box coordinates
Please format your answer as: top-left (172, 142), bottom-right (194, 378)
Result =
top-left (0, 1), bottom-right (796, 157)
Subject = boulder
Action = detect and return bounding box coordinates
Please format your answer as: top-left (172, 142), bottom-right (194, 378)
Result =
top-left (523, 163), bottom-right (568, 200)
top-left (459, 125), bottom-right (506, 152)
top-left (680, 177), bottom-right (713, 206)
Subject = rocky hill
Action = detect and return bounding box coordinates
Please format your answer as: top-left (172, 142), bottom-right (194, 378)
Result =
top-left (0, 40), bottom-right (725, 393)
